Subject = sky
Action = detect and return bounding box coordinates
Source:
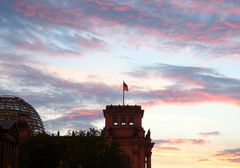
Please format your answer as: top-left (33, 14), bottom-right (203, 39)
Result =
top-left (0, 0), bottom-right (240, 167)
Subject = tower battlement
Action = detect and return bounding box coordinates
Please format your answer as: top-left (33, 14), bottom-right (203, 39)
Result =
top-left (105, 104), bottom-right (142, 111)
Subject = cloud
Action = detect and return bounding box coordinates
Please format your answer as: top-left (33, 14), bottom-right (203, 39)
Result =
top-left (127, 64), bottom-right (240, 106)
top-left (199, 131), bottom-right (220, 137)
top-left (0, 20), bottom-right (108, 57)
top-left (196, 158), bottom-right (210, 162)
top-left (0, 1), bottom-right (108, 58)
top-left (0, 61), bottom-right (120, 108)
top-left (5, 50), bottom-right (239, 120)
top-left (6, 0), bottom-right (239, 58)
top-left (0, 52), bottom-right (121, 132)
top-left (64, 109), bottom-right (99, 119)
top-left (216, 148), bottom-right (240, 157)
top-left (227, 158), bottom-right (240, 163)
top-left (215, 148), bottom-right (240, 163)
top-left (44, 108), bottom-right (102, 133)
top-left (128, 63), bottom-right (236, 88)
top-left (156, 146), bottom-right (181, 151)
top-left (0, 54), bottom-right (119, 107)
top-left (153, 138), bottom-right (206, 154)
top-left (154, 138), bottom-right (206, 145)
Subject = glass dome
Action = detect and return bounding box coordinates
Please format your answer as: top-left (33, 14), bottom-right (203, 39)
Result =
top-left (0, 96), bottom-right (44, 134)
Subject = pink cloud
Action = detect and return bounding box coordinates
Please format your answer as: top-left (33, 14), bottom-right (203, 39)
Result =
top-left (13, 0), bottom-right (84, 26)
top-left (87, 0), bottom-right (114, 8)
top-left (157, 146), bottom-right (181, 151)
top-left (60, 107), bottom-right (101, 120)
top-left (11, 0), bottom-right (240, 59)
top-left (113, 5), bottom-right (130, 12)
top-left (12, 0), bottom-right (239, 46)
top-left (13, 0), bottom-right (124, 28)
top-left (196, 158), bottom-right (210, 162)
top-left (224, 21), bottom-right (240, 30)
top-left (227, 6), bottom-right (240, 15)
top-left (172, 0), bottom-right (227, 15)
top-left (215, 149), bottom-right (240, 157)
top-left (139, 26), bottom-right (225, 44)
top-left (186, 22), bottom-right (203, 30)
top-left (65, 111), bottom-right (97, 119)
top-left (214, 148), bottom-right (240, 163)
top-left (196, 91), bottom-right (240, 105)
top-left (139, 89), bottom-right (240, 108)
top-left (129, 64), bottom-right (240, 106)
top-left (13, 0), bottom-right (42, 17)
top-left (155, 138), bottom-right (206, 145)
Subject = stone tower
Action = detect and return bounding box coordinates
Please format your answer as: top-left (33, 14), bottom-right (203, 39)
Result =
top-left (103, 105), bottom-right (154, 168)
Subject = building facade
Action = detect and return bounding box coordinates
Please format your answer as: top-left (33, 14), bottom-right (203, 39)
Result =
top-left (103, 105), bottom-right (154, 168)
top-left (0, 120), bottom-right (19, 168)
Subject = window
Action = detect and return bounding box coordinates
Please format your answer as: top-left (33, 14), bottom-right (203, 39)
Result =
top-left (129, 117), bottom-right (134, 125)
top-left (145, 156), bottom-right (148, 168)
top-left (121, 117), bottom-right (126, 125)
top-left (113, 116), bottom-right (118, 125)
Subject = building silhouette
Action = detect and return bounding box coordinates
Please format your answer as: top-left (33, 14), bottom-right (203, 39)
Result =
top-left (103, 105), bottom-right (154, 168)
top-left (0, 96), bottom-right (44, 168)
top-left (1, 95), bottom-right (154, 168)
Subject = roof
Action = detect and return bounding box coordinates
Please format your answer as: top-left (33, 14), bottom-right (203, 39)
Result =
top-left (0, 95), bottom-right (45, 133)
top-left (105, 105), bottom-right (143, 110)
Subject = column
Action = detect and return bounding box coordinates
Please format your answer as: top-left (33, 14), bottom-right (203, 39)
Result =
top-left (7, 141), bottom-right (10, 167)
top-left (0, 141), bottom-right (2, 168)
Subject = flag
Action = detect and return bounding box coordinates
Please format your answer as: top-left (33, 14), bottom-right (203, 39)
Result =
top-left (123, 81), bottom-right (128, 92)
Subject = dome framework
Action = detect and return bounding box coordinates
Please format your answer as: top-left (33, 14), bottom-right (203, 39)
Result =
top-left (0, 96), bottom-right (44, 134)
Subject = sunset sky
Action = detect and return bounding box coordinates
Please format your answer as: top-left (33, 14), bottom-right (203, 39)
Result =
top-left (1, 0), bottom-right (240, 167)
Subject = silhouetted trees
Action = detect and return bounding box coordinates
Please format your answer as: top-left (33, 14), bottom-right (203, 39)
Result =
top-left (18, 128), bottom-right (123, 168)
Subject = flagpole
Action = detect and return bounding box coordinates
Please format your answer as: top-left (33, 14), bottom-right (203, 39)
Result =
top-left (123, 81), bottom-right (125, 106)
top-left (123, 81), bottom-right (128, 106)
